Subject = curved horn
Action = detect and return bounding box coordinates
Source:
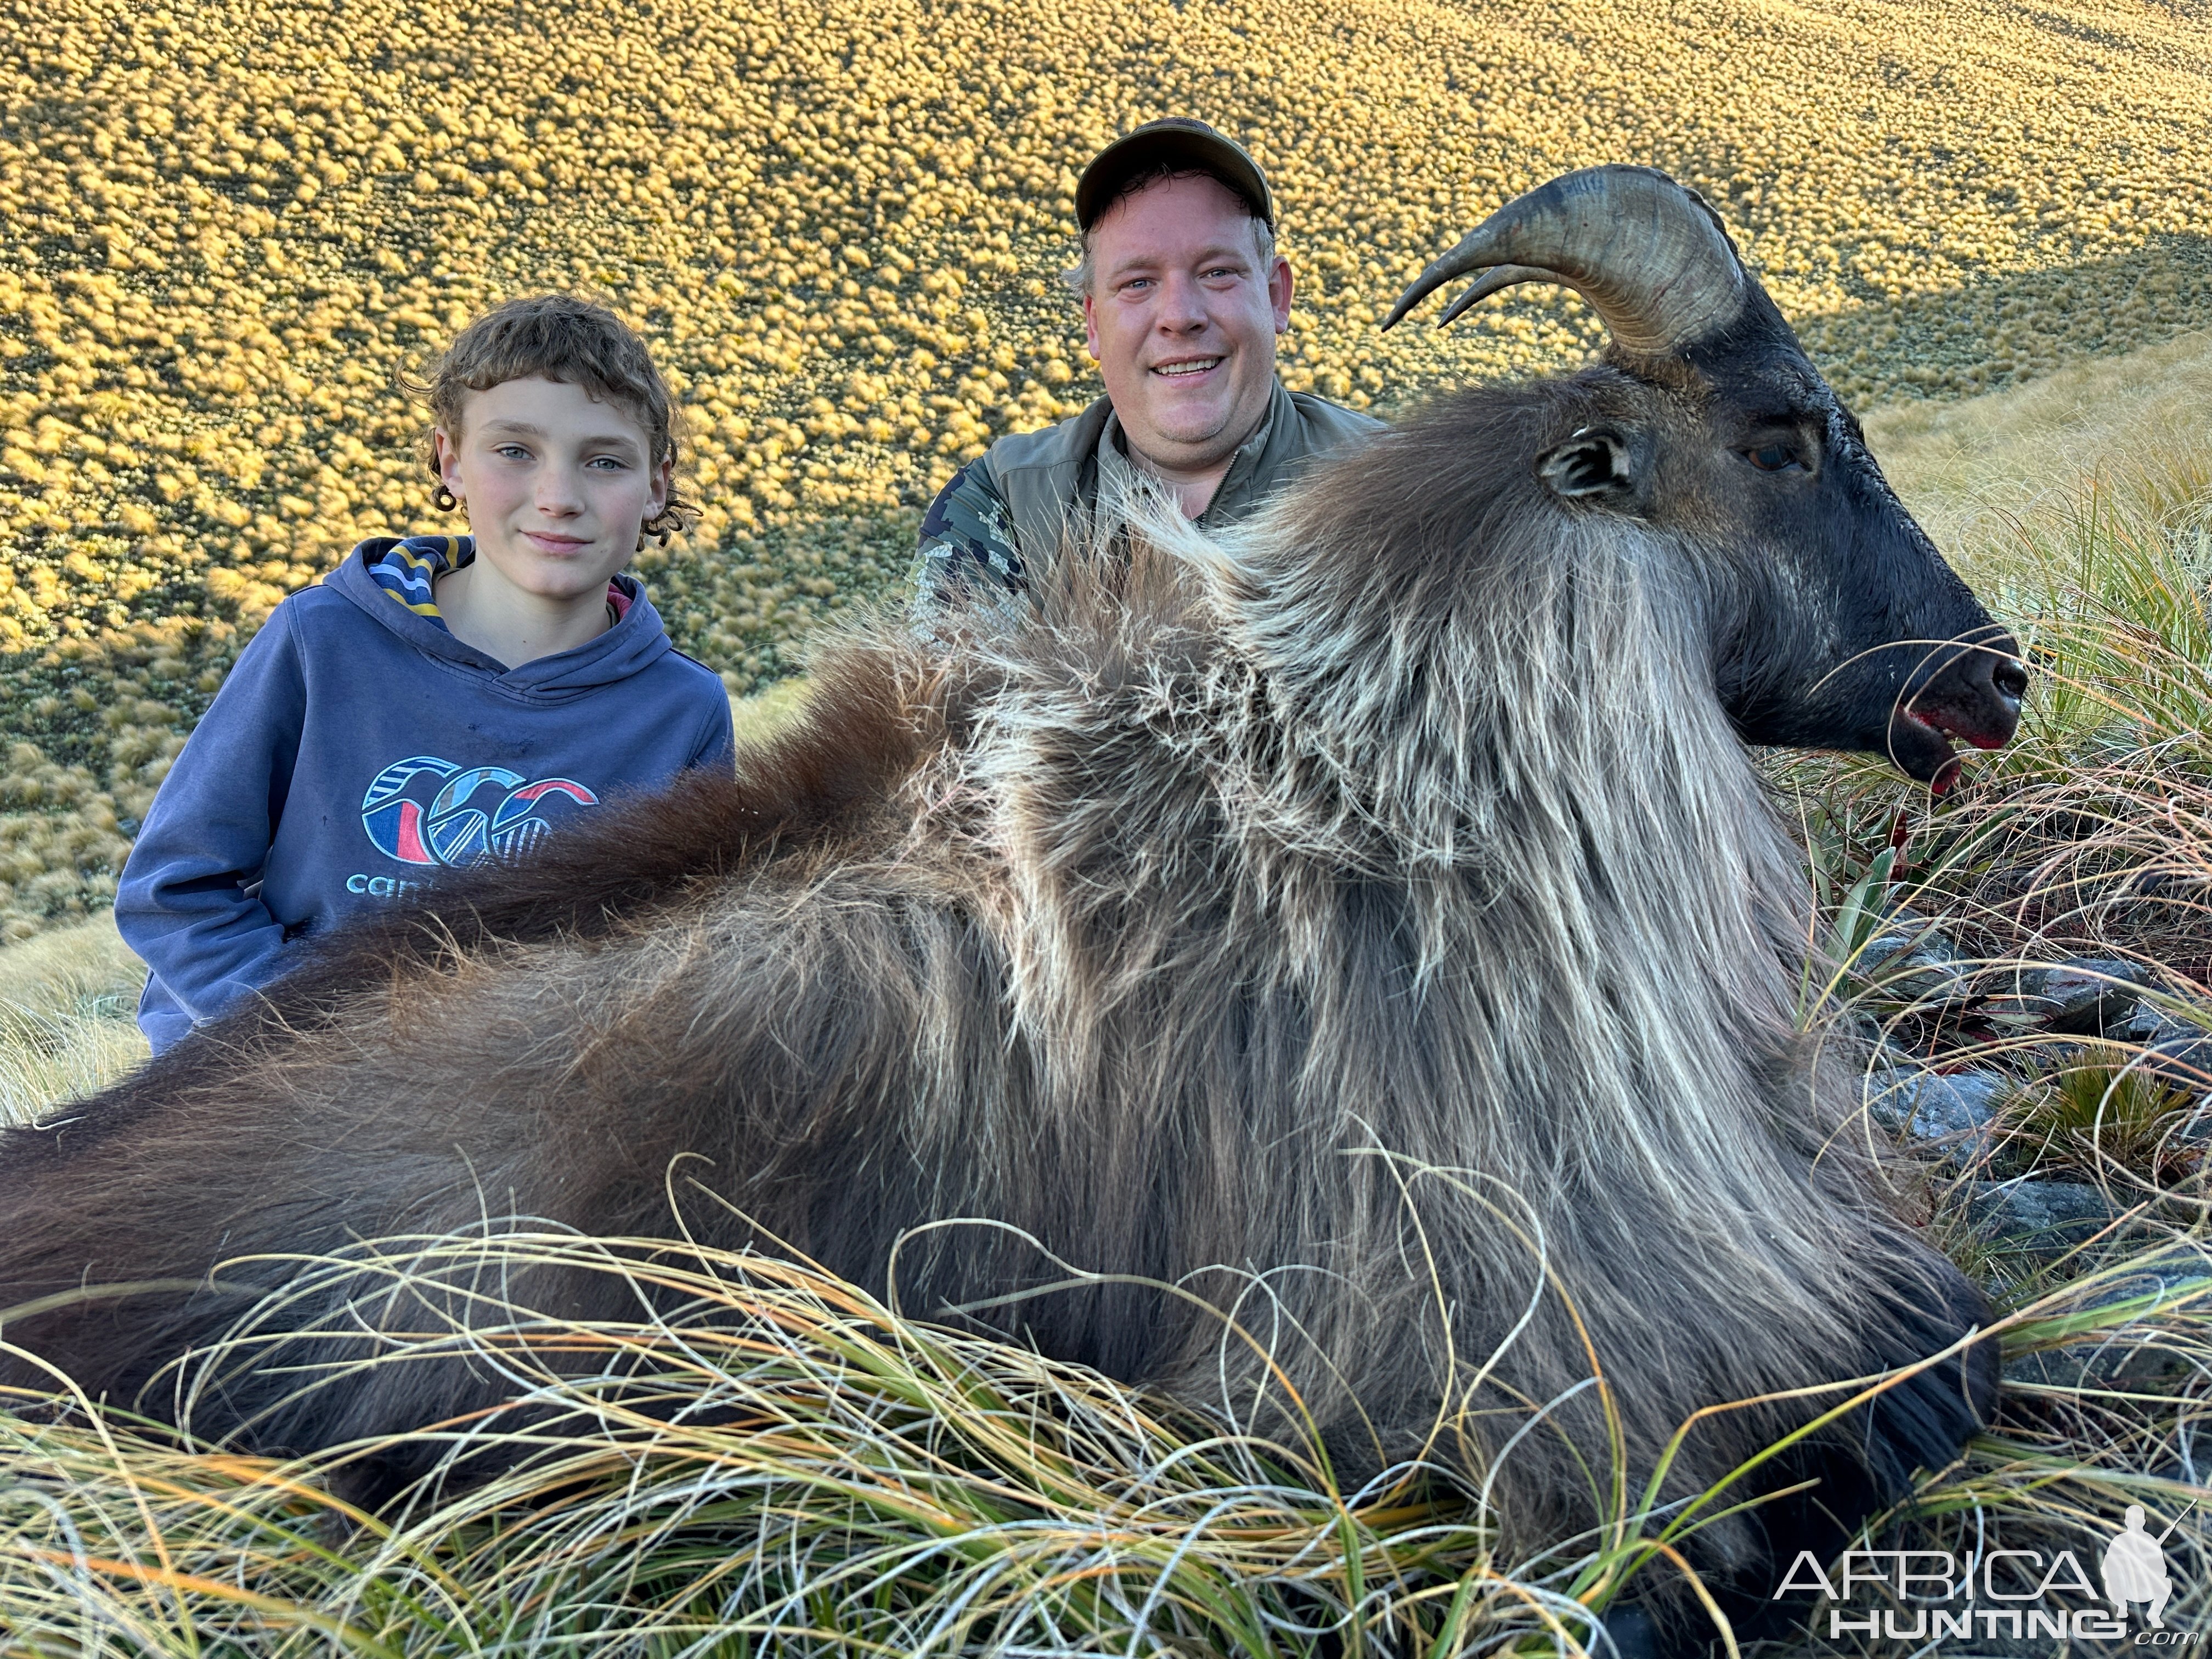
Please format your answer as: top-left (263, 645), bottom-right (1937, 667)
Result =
top-left (1381, 165), bottom-right (1748, 356)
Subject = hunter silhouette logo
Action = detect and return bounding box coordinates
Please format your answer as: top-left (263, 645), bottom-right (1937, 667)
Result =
top-left (2104, 1503), bottom-right (2190, 1629)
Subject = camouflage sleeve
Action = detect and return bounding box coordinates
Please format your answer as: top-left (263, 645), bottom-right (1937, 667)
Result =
top-left (909, 459), bottom-right (1028, 631)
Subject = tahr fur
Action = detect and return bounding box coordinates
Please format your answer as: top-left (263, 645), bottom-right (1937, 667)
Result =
top-left (2, 375), bottom-right (1998, 1626)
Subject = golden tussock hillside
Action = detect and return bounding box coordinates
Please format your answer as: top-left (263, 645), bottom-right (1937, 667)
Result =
top-left (1, 0), bottom-right (2209, 935)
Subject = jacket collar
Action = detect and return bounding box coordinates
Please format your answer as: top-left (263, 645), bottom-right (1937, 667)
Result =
top-left (1096, 382), bottom-right (1283, 527)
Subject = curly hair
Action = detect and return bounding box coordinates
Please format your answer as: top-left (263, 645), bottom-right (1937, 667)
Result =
top-left (400, 295), bottom-right (699, 548)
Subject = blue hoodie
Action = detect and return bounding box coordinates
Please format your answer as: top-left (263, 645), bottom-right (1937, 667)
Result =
top-left (116, 536), bottom-right (736, 1052)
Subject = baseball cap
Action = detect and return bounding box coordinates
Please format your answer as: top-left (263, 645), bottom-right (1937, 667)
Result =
top-left (1074, 118), bottom-right (1275, 230)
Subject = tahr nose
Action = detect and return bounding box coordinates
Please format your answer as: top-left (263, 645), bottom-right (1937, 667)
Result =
top-left (1924, 634), bottom-right (2026, 751)
top-left (1973, 640), bottom-right (2029, 718)
top-left (1991, 656), bottom-right (2028, 703)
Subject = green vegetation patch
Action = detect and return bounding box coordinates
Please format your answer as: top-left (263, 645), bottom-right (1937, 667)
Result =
top-left (0, 616), bottom-right (241, 940)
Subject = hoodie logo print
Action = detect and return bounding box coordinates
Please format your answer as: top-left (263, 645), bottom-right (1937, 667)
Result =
top-left (362, 755), bottom-right (598, 866)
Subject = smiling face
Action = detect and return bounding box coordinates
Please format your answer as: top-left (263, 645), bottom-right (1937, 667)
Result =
top-left (1081, 173), bottom-right (1293, 482)
top-left (435, 374), bottom-right (671, 607)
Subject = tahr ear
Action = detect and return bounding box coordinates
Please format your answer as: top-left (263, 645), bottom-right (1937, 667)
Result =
top-left (1537, 427), bottom-right (1639, 502)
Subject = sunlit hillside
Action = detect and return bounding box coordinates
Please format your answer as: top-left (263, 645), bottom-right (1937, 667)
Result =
top-left (1867, 326), bottom-right (2212, 561)
top-left (4, 10), bottom-right (2212, 1644)
top-left (2, 0), bottom-right (2209, 938)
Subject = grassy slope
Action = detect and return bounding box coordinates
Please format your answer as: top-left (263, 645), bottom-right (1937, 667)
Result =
top-left (0, 910), bottom-right (144, 1122)
top-left (3, 0), bottom-right (2210, 940)
top-left (1867, 326), bottom-right (2212, 563)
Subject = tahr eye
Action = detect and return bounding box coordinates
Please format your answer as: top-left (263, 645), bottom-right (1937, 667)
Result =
top-left (1745, 442), bottom-right (1802, 472)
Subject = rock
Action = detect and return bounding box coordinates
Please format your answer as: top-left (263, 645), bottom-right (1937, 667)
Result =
top-left (1964, 1180), bottom-right (2120, 1246)
top-left (2011, 1334), bottom-right (2196, 1391)
top-left (2121, 1000), bottom-right (2212, 1096)
top-left (2089, 1243), bottom-right (2210, 1301)
top-left (2170, 1097), bottom-right (2212, 1147)
top-left (2006, 1245), bottom-right (2212, 1390)
top-left (1855, 928), bottom-right (1974, 1008)
top-left (2020, 958), bottom-right (2155, 1036)
top-left (1864, 1066), bottom-right (2008, 1163)
top-left (2120, 1000), bottom-right (2192, 1042)
top-left (2146, 1039), bottom-right (2212, 1096)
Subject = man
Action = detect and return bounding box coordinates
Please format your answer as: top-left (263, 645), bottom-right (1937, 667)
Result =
top-left (912, 118), bottom-right (1384, 619)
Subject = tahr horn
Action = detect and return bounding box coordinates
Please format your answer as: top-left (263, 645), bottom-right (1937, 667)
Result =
top-left (1383, 165), bottom-right (1748, 356)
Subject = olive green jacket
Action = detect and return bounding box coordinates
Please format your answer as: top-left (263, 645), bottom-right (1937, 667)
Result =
top-left (912, 380), bottom-right (1384, 621)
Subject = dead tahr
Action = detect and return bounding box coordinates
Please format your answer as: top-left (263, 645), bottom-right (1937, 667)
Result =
top-left (1, 169), bottom-right (2024, 1652)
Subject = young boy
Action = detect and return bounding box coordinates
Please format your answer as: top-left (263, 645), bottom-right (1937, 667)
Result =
top-left (116, 296), bottom-right (736, 1053)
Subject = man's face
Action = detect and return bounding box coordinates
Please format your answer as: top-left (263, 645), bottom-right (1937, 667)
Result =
top-left (1082, 173), bottom-right (1294, 477)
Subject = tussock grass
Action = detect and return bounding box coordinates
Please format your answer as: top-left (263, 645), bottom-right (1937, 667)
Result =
top-left (0, 911), bottom-right (145, 1126)
top-left (4, 1229), bottom-right (2204, 1657)
top-left (2006, 1047), bottom-right (2199, 1187)
top-left (0, 1236), bottom-right (1565, 1657)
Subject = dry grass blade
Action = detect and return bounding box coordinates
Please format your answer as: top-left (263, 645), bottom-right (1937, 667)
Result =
top-left (4, 1218), bottom-right (2206, 1658)
top-left (3, 1233), bottom-right (1545, 1658)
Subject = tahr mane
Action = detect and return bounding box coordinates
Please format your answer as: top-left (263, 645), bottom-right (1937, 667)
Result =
top-left (917, 448), bottom-right (1955, 1519)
